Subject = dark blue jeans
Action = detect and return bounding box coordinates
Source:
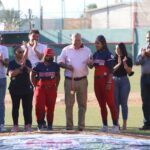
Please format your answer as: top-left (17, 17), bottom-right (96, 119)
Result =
top-left (0, 78), bottom-right (6, 125)
top-left (114, 76), bottom-right (130, 120)
top-left (141, 74), bottom-right (150, 126)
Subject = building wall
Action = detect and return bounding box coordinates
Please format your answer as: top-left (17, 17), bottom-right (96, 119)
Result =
top-left (89, 5), bottom-right (132, 29)
top-left (63, 18), bottom-right (91, 29)
top-left (42, 18), bottom-right (91, 30)
top-left (109, 6), bottom-right (132, 28)
top-left (137, 0), bottom-right (150, 27)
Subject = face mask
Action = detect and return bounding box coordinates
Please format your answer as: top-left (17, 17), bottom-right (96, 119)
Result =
top-left (45, 57), bottom-right (54, 63)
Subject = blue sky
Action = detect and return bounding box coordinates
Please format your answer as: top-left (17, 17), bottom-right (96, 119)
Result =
top-left (1, 0), bottom-right (133, 18)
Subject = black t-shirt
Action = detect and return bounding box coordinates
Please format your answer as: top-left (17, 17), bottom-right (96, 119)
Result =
top-left (8, 59), bottom-right (33, 95)
top-left (113, 56), bottom-right (133, 77)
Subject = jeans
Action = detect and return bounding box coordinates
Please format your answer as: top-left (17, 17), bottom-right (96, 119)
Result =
top-left (0, 78), bottom-right (6, 125)
top-left (141, 74), bottom-right (150, 126)
top-left (114, 76), bottom-right (130, 120)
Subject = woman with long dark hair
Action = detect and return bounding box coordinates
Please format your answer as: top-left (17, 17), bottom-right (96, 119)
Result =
top-left (113, 42), bottom-right (133, 130)
top-left (92, 35), bottom-right (119, 133)
top-left (8, 46), bottom-right (33, 132)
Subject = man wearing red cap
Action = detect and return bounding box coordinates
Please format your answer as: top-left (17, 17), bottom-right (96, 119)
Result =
top-left (31, 48), bottom-right (60, 131)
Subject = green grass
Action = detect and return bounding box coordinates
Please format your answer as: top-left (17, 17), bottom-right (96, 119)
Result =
top-left (5, 104), bottom-right (143, 127)
top-left (5, 103), bottom-right (150, 136)
top-left (5, 66), bottom-right (150, 136)
top-left (5, 104), bottom-right (150, 136)
top-left (129, 66), bottom-right (141, 93)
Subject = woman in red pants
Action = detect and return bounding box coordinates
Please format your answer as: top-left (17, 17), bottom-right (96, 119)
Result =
top-left (31, 48), bottom-right (60, 131)
top-left (91, 35), bottom-right (119, 133)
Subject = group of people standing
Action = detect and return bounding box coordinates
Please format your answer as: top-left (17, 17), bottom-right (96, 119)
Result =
top-left (0, 29), bottom-right (150, 133)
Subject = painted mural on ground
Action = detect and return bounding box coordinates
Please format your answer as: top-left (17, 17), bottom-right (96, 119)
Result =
top-left (0, 133), bottom-right (150, 150)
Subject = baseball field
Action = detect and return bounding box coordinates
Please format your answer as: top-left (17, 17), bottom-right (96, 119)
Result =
top-left (3, 66), bottom-right (150, 137)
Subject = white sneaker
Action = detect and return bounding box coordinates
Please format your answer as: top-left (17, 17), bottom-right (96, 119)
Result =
top-left (111, 125), bottom-right (120, 133)
top-left (11, 125), bottom-right (19, 132)
top-left (99, 125), bottom-right (108, 132)
top-left (0, 124), bottom-right (7, 132)
top-left (24, 124), bottom-right (32, 132)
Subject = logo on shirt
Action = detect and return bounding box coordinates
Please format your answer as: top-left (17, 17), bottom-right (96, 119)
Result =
top-left (110, 54), bottom-right (114, 59)
top-left (39, 72), bottom-right (55, 79)
top-left (94, 59), bottom-right (105, 66)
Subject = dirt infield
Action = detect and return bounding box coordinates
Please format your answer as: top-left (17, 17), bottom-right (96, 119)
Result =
top-left (5, 92), bottom-right (141, 105)
top-left (52, 92), bottom-right (141, 106)
top-left (5, 92), bottom-right (142, 106)
top-left (86, 92), bottom-right (141, 106)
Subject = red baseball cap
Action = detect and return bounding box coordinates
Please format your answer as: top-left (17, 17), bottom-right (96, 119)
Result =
top-left (44, 48), bottom-right (55, 57)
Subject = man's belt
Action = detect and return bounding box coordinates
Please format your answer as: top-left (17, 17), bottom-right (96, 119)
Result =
top-left (65, 76), bottom-right (87, 81)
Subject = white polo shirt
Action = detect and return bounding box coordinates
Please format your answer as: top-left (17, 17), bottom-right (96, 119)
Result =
top-left (0, 45), bottom-right (8, 79)
top-left (22, 43), bottom-right (47, 68)
top-left (58, 45), bottom-right (92, 78)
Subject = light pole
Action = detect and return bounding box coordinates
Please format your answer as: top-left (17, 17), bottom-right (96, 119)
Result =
top-left (61, 0), bottom-right (64, 30)
top-left (106, 0), bottom-right (109, 28)
top-left (18, 0), bottom-right (20, 30)
top-left (58, 0), bottom-right (65, 43)
top-left (84, 0), bottom-right (86, 28)
top-left (39, 0), bottom-right (43, 30)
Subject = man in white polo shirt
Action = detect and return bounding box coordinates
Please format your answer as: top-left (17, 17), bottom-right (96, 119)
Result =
top-left (22, 30), bottom-right (47, 128)
top-left (58, 33), bottom-right (92, 131)
top-left (22, 30), bottom-right (47, 68)
top-left (0, 35), bottom-right (9, 132)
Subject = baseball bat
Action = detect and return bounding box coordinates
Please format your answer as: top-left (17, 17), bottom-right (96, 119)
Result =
top-left (70, 71), bottom-right (75, 95)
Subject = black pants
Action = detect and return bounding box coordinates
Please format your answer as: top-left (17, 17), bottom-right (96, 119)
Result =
top-left (10, 93), bottom-right (33, 125)
top-left (141, 74), bottom-right (150, 126)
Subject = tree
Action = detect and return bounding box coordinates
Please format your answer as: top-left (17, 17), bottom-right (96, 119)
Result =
top-left (87, 3), bottom-right (97, 10)
top-left (0, 0), bottom-right (4, 10)
top-left (0, 9), bottom-right (26, 31)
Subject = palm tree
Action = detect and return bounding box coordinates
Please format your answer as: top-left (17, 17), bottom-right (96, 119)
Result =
top-left (0, 9), bottom-right (27, 30)
top-left (0, 0), bottom-right (4, 10)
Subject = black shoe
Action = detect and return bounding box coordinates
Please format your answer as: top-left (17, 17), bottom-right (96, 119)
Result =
top-left (43, 120), bottom-right (47, 128)
top-left (37, 124), bottom-right (43, 131)
top-left (47, 122), bottom-right (53, 130)
top-left (47, 125), bottom-right (53, 131)
top-left (66, 127), bottom-right (73, 130)
top-left (139, 125), bottom-right (150, 130)
top-left (78, 128), bottom-right (83, 131)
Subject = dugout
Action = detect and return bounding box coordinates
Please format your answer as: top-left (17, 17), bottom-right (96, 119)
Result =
top-left (1, 31), bottom-right (28, 45)
top-left (1, 28), bottom-right (148, 63)
top-left (0, 31), bottom-right (29, 60)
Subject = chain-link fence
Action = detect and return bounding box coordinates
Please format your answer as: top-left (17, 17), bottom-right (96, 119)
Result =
top-left (0, 0), bottom-right (149, 31)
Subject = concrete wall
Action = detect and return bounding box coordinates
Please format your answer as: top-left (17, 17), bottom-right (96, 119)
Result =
top-left (87, 4), bottom-right (132, 29)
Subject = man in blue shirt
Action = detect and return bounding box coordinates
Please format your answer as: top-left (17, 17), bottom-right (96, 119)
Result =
top-left (136, 31), bottom-right (150, 130)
